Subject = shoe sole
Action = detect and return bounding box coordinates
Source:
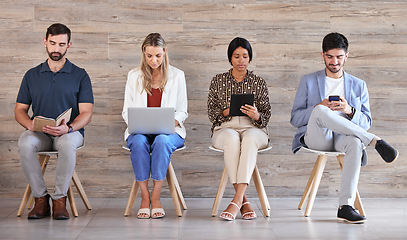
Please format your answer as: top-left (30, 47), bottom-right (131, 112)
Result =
top-left (337, 217), bottom-right (366, 224)
top-left (386, 151), bottom-right (399, 163)
top-left (28, 216), bottom-right (48, 219)
top-left (219, 215), bottom-right (235, 221)
top-left (28, 212), bottom-right (51, 219)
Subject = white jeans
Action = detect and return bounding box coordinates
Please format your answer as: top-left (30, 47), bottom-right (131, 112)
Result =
top-left (212, 117), bottom-right (268, 184)
top-left (304, 105), bottom-right (375, 206)
top-left (18, 130), bottom-right (83, 200)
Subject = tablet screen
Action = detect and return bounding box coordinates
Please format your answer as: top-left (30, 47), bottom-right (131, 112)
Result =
top-left (229, 94), bottom-right (254, 116)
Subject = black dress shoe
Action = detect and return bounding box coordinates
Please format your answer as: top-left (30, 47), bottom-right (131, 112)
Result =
top-left (375, 139), bottom-right (399, 163)
top-left (28, 194), bottom-right (50, 219)
top-left (337, 205), bottom-right (366, 224)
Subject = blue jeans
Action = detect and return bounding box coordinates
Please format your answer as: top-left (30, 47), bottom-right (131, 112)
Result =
top-left (127, 133), bottom-right (185, 182)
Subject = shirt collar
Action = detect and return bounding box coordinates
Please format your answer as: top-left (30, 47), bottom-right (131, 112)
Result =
top-left (40, 58), bottom-right (73, 73)
top-left (227, 68), bottom-right (254, 79)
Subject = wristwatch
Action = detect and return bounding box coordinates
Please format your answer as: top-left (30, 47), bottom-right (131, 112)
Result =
top-left (347, 107), bottom-right (355, 120)
top-left (68, 125), bottom-right (74, 133)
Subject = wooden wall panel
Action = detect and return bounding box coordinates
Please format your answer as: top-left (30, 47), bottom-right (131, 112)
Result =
top-left (1, 0), bottom-right (406, 199)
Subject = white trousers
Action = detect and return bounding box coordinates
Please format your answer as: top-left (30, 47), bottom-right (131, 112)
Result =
top-left (212, 117), bottom-right (268, 184)
top-left (304, 105), bottom-right (375, 206)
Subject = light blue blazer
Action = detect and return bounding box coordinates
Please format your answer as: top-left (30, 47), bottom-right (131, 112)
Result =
top-left (290, 70), bottom-right (372, 161)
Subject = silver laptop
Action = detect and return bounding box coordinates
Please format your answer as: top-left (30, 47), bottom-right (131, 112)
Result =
top-left (128, 107), bottom-right (175, 135)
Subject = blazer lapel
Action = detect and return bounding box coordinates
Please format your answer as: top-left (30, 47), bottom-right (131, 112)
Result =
top-left (161, 71), bottom-right (174, 107)
top-left (316, 69), bottom-right (326, 101)
top-left (343, 71), bottom-right (352, 101)
top-left (134, 76), bottom-right (148, 107)
top-left (141, 91), bottom-right (147, 107)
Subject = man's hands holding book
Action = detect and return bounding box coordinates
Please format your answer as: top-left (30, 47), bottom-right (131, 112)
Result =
top-left (42, 119), bottom-right (70, 136)
top-left (31, 117), bottom-right (69, 136)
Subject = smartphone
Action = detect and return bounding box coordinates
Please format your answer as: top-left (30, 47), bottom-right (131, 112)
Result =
top-left (329, 95), bottom-right (340, 102)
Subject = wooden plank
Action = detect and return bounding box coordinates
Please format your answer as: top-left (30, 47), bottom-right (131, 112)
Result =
top-left (1, 1), bottom-right (406, 198)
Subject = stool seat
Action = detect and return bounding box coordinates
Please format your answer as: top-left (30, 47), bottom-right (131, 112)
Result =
top-left (17, 147), bottom-right (92, 217)
top-left (123, 145), bottom-right (187, 217)
top-left (209, 144), bottom-right (271, 217)
top-left (301, 147), bottom-right (344, 156)
top-left (298, 147), bottom-right (365, 217)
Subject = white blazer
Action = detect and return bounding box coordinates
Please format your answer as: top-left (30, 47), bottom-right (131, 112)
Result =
top-left (122, 65), bottom-right (188, 141)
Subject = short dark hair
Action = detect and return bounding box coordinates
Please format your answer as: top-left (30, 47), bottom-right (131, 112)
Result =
top-left (46, 23), bottom-right (71, 43)
top-left (322, 32), bottom-right (348, 53)
top-left (227, 37), bottom-right (253, 64)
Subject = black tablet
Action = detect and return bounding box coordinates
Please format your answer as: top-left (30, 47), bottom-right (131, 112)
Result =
top-left (229, 94), bottom-right (254, 116)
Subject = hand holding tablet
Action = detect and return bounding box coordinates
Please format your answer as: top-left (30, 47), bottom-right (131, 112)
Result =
top-left (229, 94), bottom-right (254, 116)
top-left (228, 94), bottom-right (260, 121)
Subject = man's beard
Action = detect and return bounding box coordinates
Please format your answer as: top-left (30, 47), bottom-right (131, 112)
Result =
top-left (325, 61), bottom-right (344, 74)
top-left (47, 49), bottom-right (66, 61)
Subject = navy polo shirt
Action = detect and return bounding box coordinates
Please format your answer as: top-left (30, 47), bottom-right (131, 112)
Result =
top-left (16, 59), bottom-right (94, 136)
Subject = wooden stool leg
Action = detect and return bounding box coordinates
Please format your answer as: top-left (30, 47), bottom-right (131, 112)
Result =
top-left (71, 171), bottom-right (92, 210)
top-left (167, 163), bottom-right (182, 217)
top-left (355, 189), bottom-right (366, 217)
top-left (336, 154), bottom-right (344, 169)
top-left (298, 156), bottom-right (321, 210)
top-left (336, 155), bottom-right (366, 217)
top-left (211, 167), bottom-right (228, 217)
top-left (67, 184), bottom-right (78, 217)
top-left (304, 155), bottom-right (328, 217)
top-left (252, 165), bottom-right (270, 217)
top-left (28, 155), bottom-right (51, 209)
top-left (168, 162), bottom-right (187, 210)
top-left (17, 185), bottom-right (32, 217)
top-left (124, 179), bottom-right (139, 217)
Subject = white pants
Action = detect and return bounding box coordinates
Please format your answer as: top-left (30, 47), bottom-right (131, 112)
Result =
top-left (18, 130), bottom-right (83, 200)
top-left (212, 117), bottom-right (268, 184)
top-left (304, 105), bottom-right (375, 206)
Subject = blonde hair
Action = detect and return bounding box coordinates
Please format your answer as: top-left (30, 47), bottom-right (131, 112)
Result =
top-left (140, 33), bottom-right (169, 95)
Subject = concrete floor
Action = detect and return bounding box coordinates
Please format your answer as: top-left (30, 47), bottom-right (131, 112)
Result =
top-left (1, 197), bottom-right (407, 239)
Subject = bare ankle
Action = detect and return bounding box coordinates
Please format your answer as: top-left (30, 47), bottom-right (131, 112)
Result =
top-left (370, 136), bottom-right (381, 146)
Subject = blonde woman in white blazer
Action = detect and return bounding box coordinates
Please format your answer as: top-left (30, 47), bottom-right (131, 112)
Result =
top-left (122, 33), bottom-right (188, 219)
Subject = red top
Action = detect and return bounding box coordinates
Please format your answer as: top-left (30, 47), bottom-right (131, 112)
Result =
top-left (147, 88), bottom-right (162, 107)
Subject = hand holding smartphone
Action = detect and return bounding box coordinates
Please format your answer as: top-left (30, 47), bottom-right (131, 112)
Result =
top-left (329, 95), bottom-right (340, 102)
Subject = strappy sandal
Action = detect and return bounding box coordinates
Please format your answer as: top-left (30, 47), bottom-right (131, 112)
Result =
top-left (151, 208), bottom-right (166, 219)
top-left (137, 208), bottom-right (151, 219)
top-left (241, 202), bottom-right (257, 220)
top-left (220, 202), bottom-right (241, 221)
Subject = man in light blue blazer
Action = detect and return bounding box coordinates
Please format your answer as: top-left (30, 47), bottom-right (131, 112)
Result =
top-left (291, 32), bottom-right (398, 224)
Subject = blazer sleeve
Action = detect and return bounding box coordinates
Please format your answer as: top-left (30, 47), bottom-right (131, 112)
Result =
top-left (290, 76), bottom-right (315, 128)
top-left (122, 70), bottom-right (137, 125)
top-left (174, 70), bottom-right (188, 129)
top-left (349, 80), bottom-right (372, 130)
